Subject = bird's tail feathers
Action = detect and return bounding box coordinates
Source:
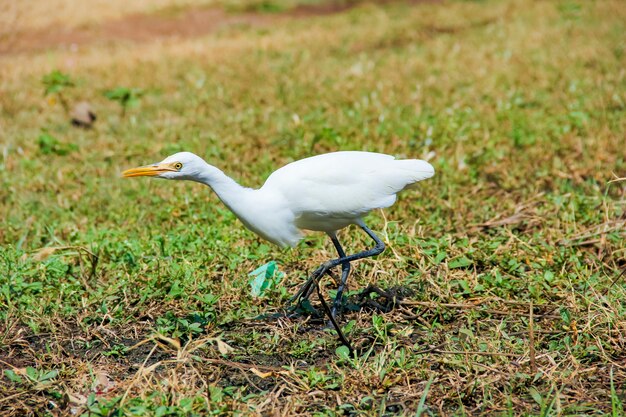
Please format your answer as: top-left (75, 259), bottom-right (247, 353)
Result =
top-left (395, 159), bottom-right (435, 188)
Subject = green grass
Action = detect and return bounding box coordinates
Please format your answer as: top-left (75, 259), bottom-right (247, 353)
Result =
top-left (1, 0), bottom-right (625, 415)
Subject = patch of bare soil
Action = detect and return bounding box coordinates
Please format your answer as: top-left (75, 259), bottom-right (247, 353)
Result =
top-left (0, 318), bottom-right (328, 416)
top-left (0, 0), bottom-right (439, 56)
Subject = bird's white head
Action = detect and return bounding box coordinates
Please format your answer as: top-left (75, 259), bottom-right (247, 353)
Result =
top-left (122, 152), bottom-right (208, 181)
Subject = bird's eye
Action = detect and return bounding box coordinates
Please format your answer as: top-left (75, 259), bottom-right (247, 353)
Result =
top-left (174, 162), bottom-right (183, 170)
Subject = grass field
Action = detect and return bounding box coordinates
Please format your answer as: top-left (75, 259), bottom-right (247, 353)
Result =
top-left (1, 0), bottom-right (625, 415)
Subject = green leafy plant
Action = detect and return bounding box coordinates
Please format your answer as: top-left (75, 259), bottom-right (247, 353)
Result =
top-left (155, 311), bottom-right (215, 340)
top-left (42, 70), bottom-right (74, 113)
top-left (102, 344), bottom-right (128, 357)
top-left (37, 131), bottom-right (77, 155)
top-left (85, 393), bottom-right (122, 416)
top-left (5, 367), bottom-right (58, 389)
top-left (103, 87), bottom-right (143, 117)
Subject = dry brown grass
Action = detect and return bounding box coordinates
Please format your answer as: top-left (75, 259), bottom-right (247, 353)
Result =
top-left (1, 0), bottom-right (215, 32)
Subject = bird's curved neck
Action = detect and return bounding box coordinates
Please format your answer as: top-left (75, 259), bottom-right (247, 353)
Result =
top-left (190, 160), bottom-right (300, 247)
top-left (193, 163), bottom-right (254, 210)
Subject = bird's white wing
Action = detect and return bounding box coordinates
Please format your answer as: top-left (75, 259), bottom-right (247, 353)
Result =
top-left (262, 152), bottom-right (434, 219)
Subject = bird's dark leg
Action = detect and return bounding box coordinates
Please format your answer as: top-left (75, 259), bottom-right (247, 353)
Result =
top-left (327, 224), bottom-right (385, 316)
top-left (329, 234), bottom-right (350, 317)
top-left (291, 224), bottom-right (385, 316)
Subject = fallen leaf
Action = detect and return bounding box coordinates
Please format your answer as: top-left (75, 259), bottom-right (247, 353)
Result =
top-left (216, 339), bottom-right (234, 355)
top-left (93, 371), bottom-right (114, 393)
top-left (67, 392), bottom-right (87, 406)
top-left (250, 368), bottom-right (273, 378)
top-left (32, 247), bottom-right (61, 261)
top-left (156, 334), bottom-right (181, 350)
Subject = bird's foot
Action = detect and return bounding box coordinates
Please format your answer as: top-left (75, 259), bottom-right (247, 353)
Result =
top-left (286, 262), bottom-right (343, 320)
top-left (330, 294), bottom-right (344, 319)
top-left (286, 298), bottom-right (322, 318)
top-left (286, 262), bottom-right (353, 352)
top-left (289, 262), bottom-right (337, 305)
top-left (310, 261), bottom-right (335, 281)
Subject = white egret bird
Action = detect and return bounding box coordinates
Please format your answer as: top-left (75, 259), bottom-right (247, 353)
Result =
top-left (122, 151), bottom-right (434, 317)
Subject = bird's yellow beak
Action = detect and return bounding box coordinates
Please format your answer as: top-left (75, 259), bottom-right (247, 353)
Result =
top-left (122, 163), bottom-right (176, 178)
